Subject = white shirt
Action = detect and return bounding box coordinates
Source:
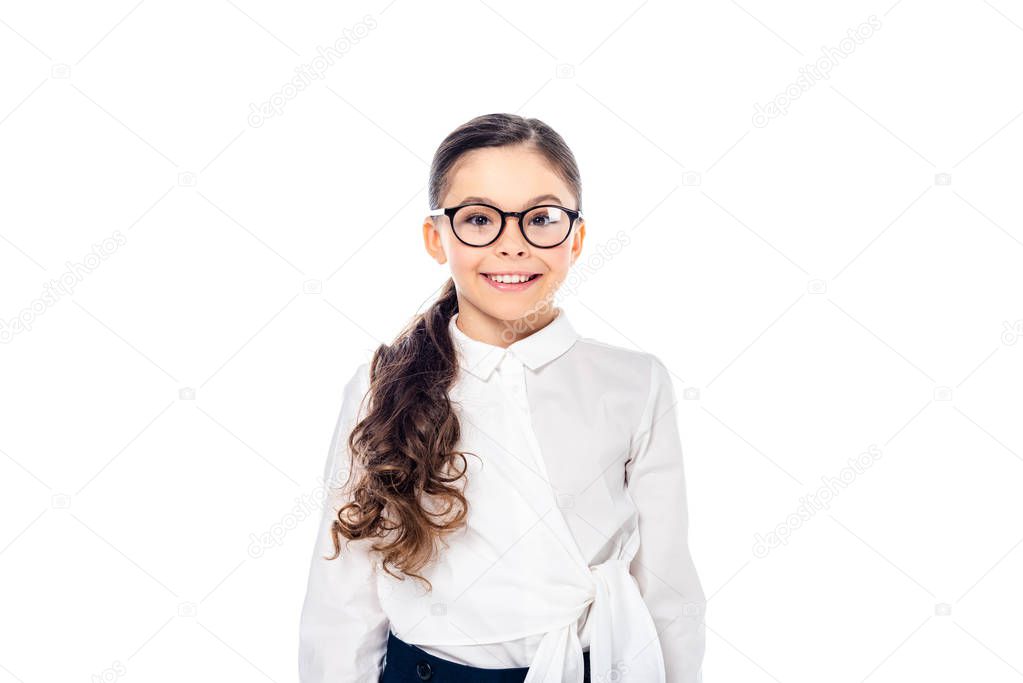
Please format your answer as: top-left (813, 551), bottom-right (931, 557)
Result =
top-left (299, 307), bottom-right (706, 682)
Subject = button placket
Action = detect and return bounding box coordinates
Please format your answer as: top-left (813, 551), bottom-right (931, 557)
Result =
top-left (497, 354), bottom-right (528, 409)
top-left (496, 355), bottom-right (540, 465)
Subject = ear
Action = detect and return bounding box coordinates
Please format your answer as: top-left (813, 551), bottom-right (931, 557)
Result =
top-left (423, 217), bottom-right (447, 265)
top-left (570, 219), bottom-right (585, 264)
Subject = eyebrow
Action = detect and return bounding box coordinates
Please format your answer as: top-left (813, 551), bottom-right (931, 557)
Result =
top-left (457, 194), bottom-right (564, 207)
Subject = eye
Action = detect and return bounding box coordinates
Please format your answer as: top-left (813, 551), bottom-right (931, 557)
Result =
top-left (466, 213), bottom-right (492, 227)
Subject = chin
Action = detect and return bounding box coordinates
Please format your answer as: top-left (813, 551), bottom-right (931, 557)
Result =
top-left (476, 298), bottom-right (541, 322)
top-left (502, 298), bottom-right (559, 322)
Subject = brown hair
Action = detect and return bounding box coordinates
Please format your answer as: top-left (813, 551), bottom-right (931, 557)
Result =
top-left (326, 113), bottom-right (583, 591)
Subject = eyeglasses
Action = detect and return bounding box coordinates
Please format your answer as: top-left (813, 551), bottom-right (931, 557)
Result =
top-left (428, 202), bottom-right (582, 248)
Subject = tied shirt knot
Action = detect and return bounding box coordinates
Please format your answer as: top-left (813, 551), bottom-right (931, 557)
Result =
top-left (522, 555), bottom-right (665, 683)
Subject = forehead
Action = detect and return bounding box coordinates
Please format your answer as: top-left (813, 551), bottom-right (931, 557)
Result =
top-left (443, 145), bottom-right (572, 208)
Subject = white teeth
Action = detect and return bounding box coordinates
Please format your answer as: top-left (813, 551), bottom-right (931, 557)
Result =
top-left (487, 273), bottom-right (534, 283)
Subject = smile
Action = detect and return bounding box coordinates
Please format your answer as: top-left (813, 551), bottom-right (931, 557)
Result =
top-left (480, 272), bottom-right (542, 291)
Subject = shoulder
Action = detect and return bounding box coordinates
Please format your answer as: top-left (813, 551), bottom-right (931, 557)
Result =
top-left (573, 335), bottom-right (667, 378)
top-left (568, 336), bottom-right (673, 402)
top-left (339, 360), bottom-right (374, 419)
top-left (346, 360), bottom-right (372, 393)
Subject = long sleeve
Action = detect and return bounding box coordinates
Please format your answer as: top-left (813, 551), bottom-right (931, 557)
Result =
top-left (298, 361), bottom-right (390, 682)
top-left (625, 355), bottom-right (707, 683)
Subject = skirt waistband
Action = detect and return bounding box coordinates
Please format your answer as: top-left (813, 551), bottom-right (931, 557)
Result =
top-left (379, 629), bottom-right (591, 682)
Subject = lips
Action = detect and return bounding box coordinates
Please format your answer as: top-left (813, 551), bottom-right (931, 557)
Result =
top-left (480, 272), bottom-right (543, 291)
top-left (482, 272), bottom-right (541, 283)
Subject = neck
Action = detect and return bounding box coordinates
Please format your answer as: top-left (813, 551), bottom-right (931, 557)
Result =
top-left (454, 297), bottom-right (559, 348)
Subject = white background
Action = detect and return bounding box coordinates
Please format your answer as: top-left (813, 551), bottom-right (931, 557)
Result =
top-left (1, 1), bottom-right (1022, 681)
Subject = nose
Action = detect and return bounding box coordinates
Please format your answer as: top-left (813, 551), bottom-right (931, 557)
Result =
top-left (495, 215), bottom-right (529, 255)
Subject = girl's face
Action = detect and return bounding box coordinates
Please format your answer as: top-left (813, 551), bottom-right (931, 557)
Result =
top-left (423, 144), bottom-right (585, 338)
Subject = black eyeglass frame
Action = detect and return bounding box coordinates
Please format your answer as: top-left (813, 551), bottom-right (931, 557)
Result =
top-left (428, 202), bottom-right (583, 249)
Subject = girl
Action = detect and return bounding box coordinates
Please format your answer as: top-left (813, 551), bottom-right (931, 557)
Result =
top-left (299, 113), bottom-right (706, 683)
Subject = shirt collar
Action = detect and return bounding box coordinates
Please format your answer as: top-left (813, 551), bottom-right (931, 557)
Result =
top-left (448, 307), bottom-right (580, 381)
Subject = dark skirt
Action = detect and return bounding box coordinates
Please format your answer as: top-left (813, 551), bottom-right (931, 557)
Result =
top-left (379, 629), bottom-right (591, 682)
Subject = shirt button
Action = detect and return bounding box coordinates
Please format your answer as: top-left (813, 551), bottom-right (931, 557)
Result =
top-left (416, 660), bottom-right (433, 679)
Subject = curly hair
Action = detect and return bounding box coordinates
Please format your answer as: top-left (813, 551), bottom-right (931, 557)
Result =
top-left (325, 113), bottom-right (583, 592)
